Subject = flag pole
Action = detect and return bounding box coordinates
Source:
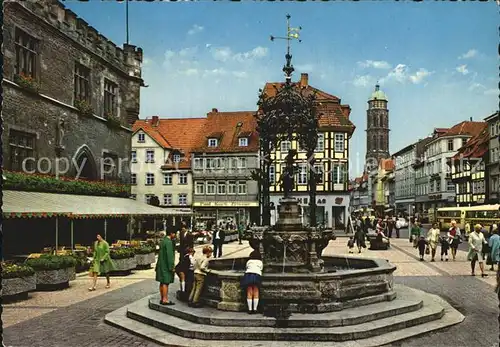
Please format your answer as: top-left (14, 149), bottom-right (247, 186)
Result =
top-left (126, 0), bottom-right (129, 44)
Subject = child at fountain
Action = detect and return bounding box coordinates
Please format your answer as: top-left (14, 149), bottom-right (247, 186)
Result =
top-left (241, 250), bottom-right (263, 314)
top-left (347, 237), bottom-right (355, 254)
top-left (176, 247), bottom-right (195, 298)
top-left (189, 246), bottom-right (212, 308)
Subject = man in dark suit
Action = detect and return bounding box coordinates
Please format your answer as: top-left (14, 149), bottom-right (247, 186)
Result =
top-left (179, 221), bottom-right (194, 257)
top-left (212, 228), bottom-right (225, 258)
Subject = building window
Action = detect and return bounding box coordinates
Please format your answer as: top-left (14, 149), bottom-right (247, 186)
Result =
top-left (332, 163), bottom-right (346, 184)
top-left (163, 173), bottom-right (172, 185)
top-left (146, 150), bottom-right (154, 163)
top-left (447, 179), bottom-right (455, 192)
top-left (208, 138), bottom-right (218, 147)
top-left (462, 138), bottom-right (467, 148)
top-left (238, 157), bottom-right (247, 169)
top-left (74, 62), bottom-right (91, 104)
top-left (103, 79), bottom-right (117, 117)
top-left (145, 194), bottom-right (154, 204)
top-left (269, 165), bottom-right (276, 184)
top-left (239, 138), bottom-right (248, 147)
top-left (297, 164), bottom-right (308, 185)
top-left (130, 173), bottom-right (137, 185)
top-left (228, 181), bottom-right (237, 194)
top-left (316, 133), bottom-right (325, 152)
top-left (335, 133), bottom-right (345, 152)
top-left (281, 140), bottom-right (291, 152)
top-left (130, 194), bottom-right (137, 200)
top-left (436, 179), bottom-right (441, 192)
top-left (314, 164), bottom-right (324, 184)
top-left (206, 181), bottom-right (216, 195)
top-left (146, 173), bottom-right (155, 185)
top-left (194, 158), bottom-right (203, 170)
top-left (138, 133), bottom-right (145, 143)
top-left (178, 194), bottom-right (187, 206)
top-left (163, 194), bottom-right (172, 206)
top-left (9, 130), bottom-right (35, 171)
top-left (173, 154), bottom-right (181, 163)
top-left (178, 173), bottom-right (188, 185)
top-left (131, 151), bottom-right (137, 163)
top-left (447, 139), bottom-right (454, 152)
top-left (217, 181), bottom-right (227, 194)
top-left (195, 181), bottom-right (205, 195)
top-left (15, 28), bottom-right (38, 78)
top-left (238, 181), bottom-right (247, 194)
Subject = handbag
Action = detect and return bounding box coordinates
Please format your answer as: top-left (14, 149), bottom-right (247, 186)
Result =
top-left (425, 247), bottom-right (430, 255)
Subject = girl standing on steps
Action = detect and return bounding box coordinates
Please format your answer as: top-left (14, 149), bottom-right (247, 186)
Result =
top-left (241, 250), bottom-right (263, 314)
top-left (89, 234), bottom-right (116, 291)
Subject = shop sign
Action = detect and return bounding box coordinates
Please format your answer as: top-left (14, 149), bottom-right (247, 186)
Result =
top-left (193, 201), bottom-right (259, 207)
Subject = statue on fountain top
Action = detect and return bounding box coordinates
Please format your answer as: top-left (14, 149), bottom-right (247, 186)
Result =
top-left (280, 149), bottom-right (298, 198)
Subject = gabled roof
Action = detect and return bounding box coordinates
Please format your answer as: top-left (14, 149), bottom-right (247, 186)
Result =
top-left (442, 120), bottom-right (486, 137)
top-left (262, 81), bottom-right (355, 134)
top-left (452, 123), bottom-right (488, 160)
top-left (381, 158), bottom-right (395, 171)
top-left (133, 118), bottom-right (206, 169)
top-left (192, 110), bottom-right (258, 153)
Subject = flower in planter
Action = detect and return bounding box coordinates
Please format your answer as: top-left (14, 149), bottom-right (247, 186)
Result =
top-left (14, 72), bottom-right (40, 93)
top-left (104, 113), bottom-right (122, 129)
top-left (74, 99), bottom-right (94, 117)
top-left (110, 247), bottom-right (136, 259)
top-left (2, 262), bottom-right (35, 279)
top-left (25, 255), bottom-right (77, 271)
top-left (133, 245), bottom-right (155, 255)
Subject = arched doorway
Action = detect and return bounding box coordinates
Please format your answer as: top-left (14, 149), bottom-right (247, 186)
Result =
top-left (73, 146), bottom-right (97, 180)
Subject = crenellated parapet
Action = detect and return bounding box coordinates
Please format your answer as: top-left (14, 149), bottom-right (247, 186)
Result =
top-left (16, 0), bottom-right (143, 78)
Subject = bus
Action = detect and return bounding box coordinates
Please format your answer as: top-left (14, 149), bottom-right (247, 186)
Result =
top-left (436, 207), bottom-right (466, 230)
top-left (463, 204), bottom-right (500, 234)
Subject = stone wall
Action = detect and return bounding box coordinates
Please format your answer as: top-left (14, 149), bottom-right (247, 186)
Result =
top-left (2, 0), bottom-right (144, 178)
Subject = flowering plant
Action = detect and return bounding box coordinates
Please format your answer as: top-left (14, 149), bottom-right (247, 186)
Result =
top-left (105, 112), bottom-right (122, 129)
top-left (74, 99), bottom-right (94, 117)
top-left (14, 72), bottom-right (39, 93)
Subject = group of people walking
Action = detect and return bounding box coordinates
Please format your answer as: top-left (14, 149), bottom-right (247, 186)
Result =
top-left (412, 220), bottom-right (499, 278)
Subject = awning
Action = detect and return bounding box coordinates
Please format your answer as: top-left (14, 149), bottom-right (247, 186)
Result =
top-left (2, 190), bottom-right (193, 219)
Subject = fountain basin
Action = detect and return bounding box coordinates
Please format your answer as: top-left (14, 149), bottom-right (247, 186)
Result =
top-left (203, 255), bottom-right (396, 312)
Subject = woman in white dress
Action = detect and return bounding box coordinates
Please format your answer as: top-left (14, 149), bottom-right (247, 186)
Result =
top-left (468, 224), bottom-right (488, 277)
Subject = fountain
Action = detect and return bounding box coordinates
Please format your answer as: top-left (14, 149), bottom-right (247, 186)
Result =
top-left (105, 15), bottom-right (464, 347)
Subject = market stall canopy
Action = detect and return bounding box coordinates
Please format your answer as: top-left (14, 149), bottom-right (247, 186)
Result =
top-left (3, 190), bottom-right (193, 219)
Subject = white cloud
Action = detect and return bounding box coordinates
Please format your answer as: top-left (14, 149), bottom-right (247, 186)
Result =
top-left (379, 64), bottom-right (432, 85)
top-left (180, 68), bottom-right (199, 76)
top-left (352, 75), bottom-right (373, 87)
top-left (357, 60), bottom-right (392, 69)
top-left (458, 49), bottom-right (478, 59)
top-left (187, 24), bottom-right (204, 35)
top-left (455, 64), bottom-right (469, 75)
top-left (232, 71), bottom-right (248, 78)
top-left (295, 64), bottom-right (314, 72)
top-left (409, 68), bottom-right (432, 84)
top-left (469, 83), bottom-right (486, 91)
top-left (210, 46), bottom-right (268, 63)
top-left (484, 88), bottom-right (498, 95)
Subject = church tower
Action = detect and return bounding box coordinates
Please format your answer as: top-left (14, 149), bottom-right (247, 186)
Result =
top-left (365, 84), bottom-right (390, 166)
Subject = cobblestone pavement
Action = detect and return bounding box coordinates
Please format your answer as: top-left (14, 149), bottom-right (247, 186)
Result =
top-left (2, 239), bottom-right (498, 347)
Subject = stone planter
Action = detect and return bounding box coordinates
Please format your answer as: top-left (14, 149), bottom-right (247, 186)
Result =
top-left (2, 275), bottom-right (37, 298)
top-left (112, 257), bottom-right (137, 274)
top-left (35, 267), bottom-right (75, 289)
top-left (135, 253), bottom-right (156, 268)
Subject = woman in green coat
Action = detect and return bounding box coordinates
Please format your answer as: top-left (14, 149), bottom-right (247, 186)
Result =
top-left (89, 234), bottom-right (116, 291)
top-left (156, 230), bottom-right (176, 305)
top-left (410, 222), bottom-right (422, 248)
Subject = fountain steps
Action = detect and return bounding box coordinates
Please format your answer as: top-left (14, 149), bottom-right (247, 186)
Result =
top-left (105, 285), bottom-right (465, 346)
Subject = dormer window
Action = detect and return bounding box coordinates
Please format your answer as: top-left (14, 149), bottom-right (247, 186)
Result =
top-left (173, 154), bottom-right (181, 163)
top-left (138, 133), bottom-right (145, 143)
top-left (239, 137), bottom-right (248, 147)
top-left (208, 138), bottom-right (218, 147)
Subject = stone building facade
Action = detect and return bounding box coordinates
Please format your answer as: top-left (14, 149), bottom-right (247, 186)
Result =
top-left (2, 0), bottom-right (143, 181)
top-left (485, 112), bottom-right (500, 203)
top-left (365, 84), bottom-right (390, 167)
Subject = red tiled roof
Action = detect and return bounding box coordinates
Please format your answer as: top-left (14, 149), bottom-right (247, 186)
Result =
top-left (452, 123), bottom-right (488, 160)
top-left (262, 81), bottom-right (355, 134)
top-left (442, 121), bottom-right (486, 137)
top-left (191, 110), bottom-right (258, 153)
top-left (381, 158), bottom-right (395, 171)
top-left (133, 118), bottom-right (207, 169)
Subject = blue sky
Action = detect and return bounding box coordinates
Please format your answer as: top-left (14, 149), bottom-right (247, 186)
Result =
top-left (66, 1), bottom-right (498, 177)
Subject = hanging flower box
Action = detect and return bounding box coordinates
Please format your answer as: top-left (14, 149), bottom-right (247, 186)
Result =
top-left (105, 113), bottom-right (122, 129)
top-left (14, 73), bottom-right (39, 93)
top-left (25, 255), bottom-right (77, 290)
top-left (1, 263), bottom-right (36, 299)
top-left (3, 170), bottom-right (130, 198)
top-left (74, 99), bottom-right (94, 117)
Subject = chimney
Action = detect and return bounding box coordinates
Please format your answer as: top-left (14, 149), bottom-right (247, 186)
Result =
top-left (212, 108), bottom-right (218, 113)
top-left (151, 115), bottom-right (159, 127)
top-left (300, 73), bottom-right (308, 88)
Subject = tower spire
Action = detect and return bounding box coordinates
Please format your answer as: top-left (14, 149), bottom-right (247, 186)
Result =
top-left (270, 14), bottom-right (302, 84)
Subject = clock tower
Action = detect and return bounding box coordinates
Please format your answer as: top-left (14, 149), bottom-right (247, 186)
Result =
top-left (365, 84), bottom-right (390, 168)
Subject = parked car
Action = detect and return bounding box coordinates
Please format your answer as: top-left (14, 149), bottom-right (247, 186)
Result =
top-left (396, 217), bottom-right (409, 229)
